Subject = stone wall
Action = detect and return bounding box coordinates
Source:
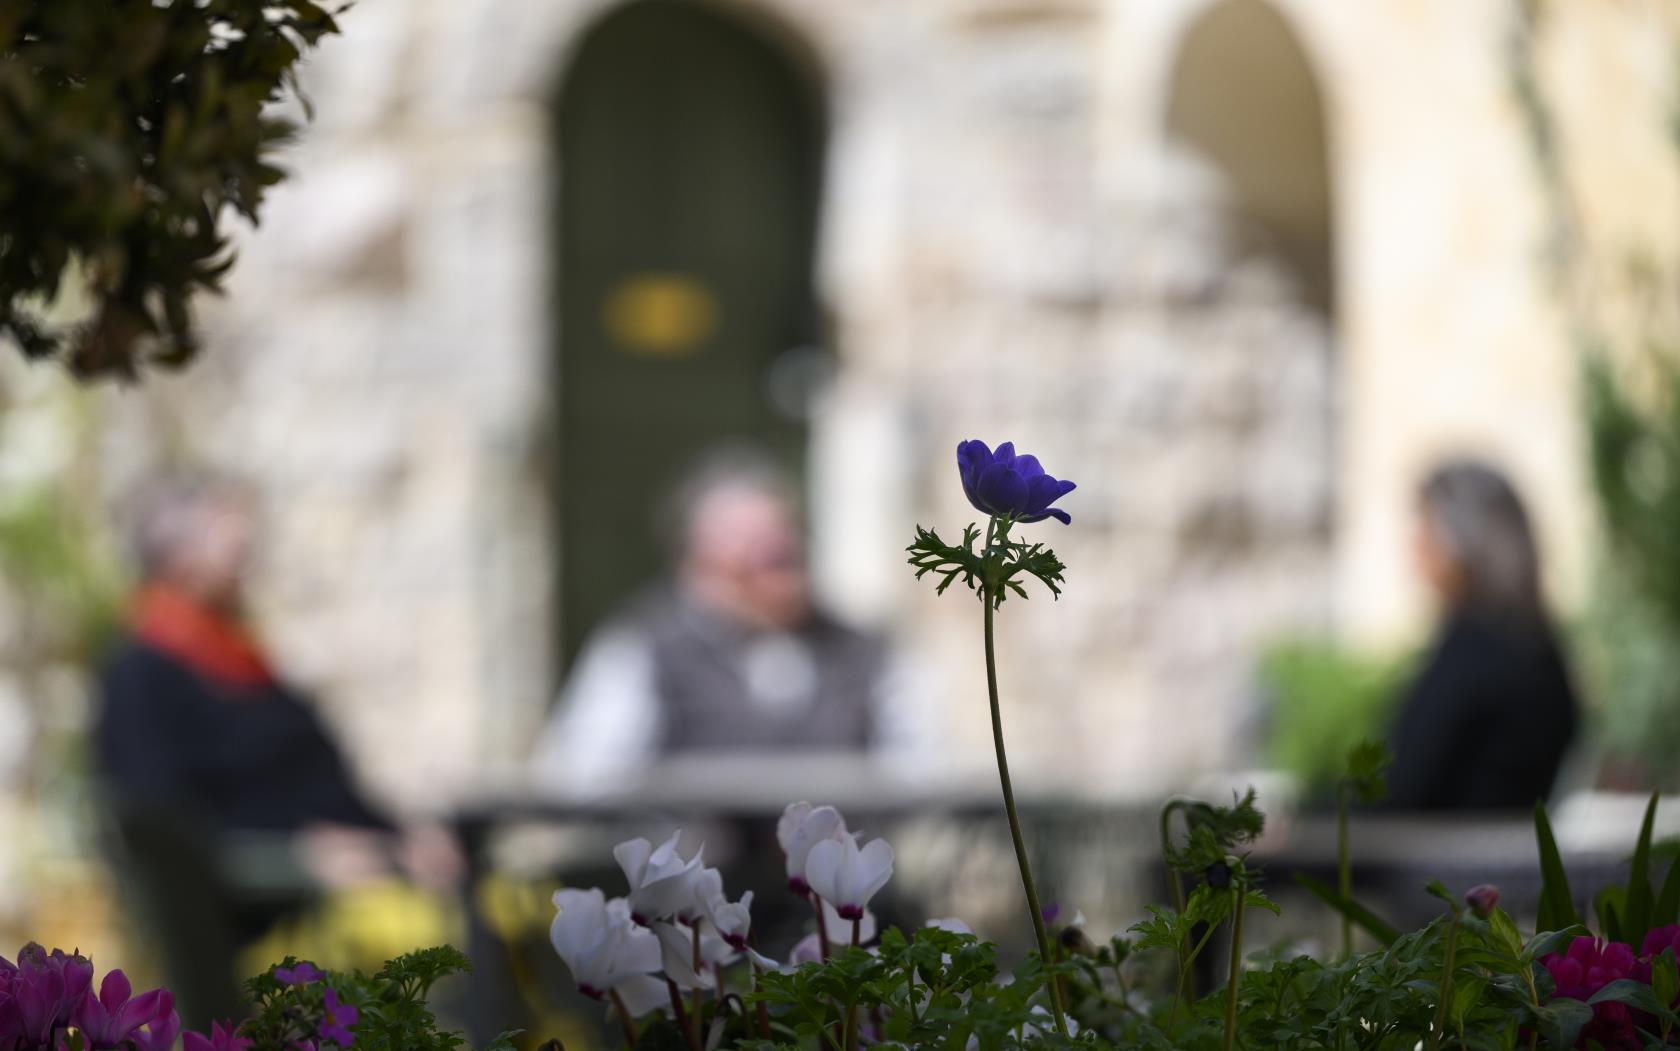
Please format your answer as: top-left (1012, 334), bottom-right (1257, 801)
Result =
top-left (33, 0), bottom-right (1677, 808)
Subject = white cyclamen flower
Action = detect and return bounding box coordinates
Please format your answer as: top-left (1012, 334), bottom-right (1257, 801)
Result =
top-left (707, 889), bottom-right (754, 950)
top-left (805, 833), bottom-right (894, 920)
top-left (821, 900), bottom-right (877, 946)
top-left (925, 917), bottom-right (973, 935)
top-left (683, 864), bottom-right (753, 949)
top-left (777, 802), bottom-right (847, 895)
top-left (653, 922), bottom-right (737, 990)
top-left (682, 865), bottom-right (726, 926)
top-left (614, 831), bottom-right (705, 924)
top-left (550, 888), bottom-right (665, 1014)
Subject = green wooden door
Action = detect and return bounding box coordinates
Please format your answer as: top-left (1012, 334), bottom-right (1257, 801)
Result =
top-left (554, 1), bottom-right (825, 670)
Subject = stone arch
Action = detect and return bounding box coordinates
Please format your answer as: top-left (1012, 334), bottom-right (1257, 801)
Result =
top-left (1164, 0), bottom-right (1335, 313)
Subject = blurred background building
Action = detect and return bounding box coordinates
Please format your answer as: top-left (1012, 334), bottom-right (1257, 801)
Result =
top-left (0, 0), bottom-right (1678, 978)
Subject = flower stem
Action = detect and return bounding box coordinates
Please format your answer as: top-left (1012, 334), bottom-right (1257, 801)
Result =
top-left (1428, 915), bottom-right (1460, 1051)
top-left (1158, 799), bottom-right (1198, 1010)
top-left (749, 931), bottom-right (771, 1039)
top-left (813, 894), bottom-right (832, 961)
top-left (667, 978), bottom-right (701, 1051)
top-left (982, 547), bottom-right (1068, 1038)
top-left (1337, 781), bottom-right (1352, 960)
top-left (1223, 882), bottom-right (1247, 1051)
top-left (841, 917), bottom-right (864, 1050)
top-left (906, 958), bottom-right (920, 1025)
top-left (691, 927), bottom-right (704, 1030)
top-left (608, 989), bottom-right (640, 1051)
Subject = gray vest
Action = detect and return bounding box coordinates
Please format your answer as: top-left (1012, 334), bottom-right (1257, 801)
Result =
top-left (629, 589), bottom-right (881, 754)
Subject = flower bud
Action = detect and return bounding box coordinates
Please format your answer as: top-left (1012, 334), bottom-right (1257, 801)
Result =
top-left (1059, 925), bottom-right (1096, 957)
top-left (1464, 883), bottom-right (1499, 918)
top-left (1205, 860), bottom-right (1232, 890)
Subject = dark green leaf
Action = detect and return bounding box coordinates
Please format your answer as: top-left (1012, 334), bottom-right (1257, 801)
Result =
top-left (1535, 801), bottom-right (1582, 933)
top-left (1625, 791), bottom-right (1660, 943)
top-left (1587, 978), bottom-right (1671, 1017)
top-left (1293, 871), bottom-right (1400, 945)
top-left (1657, 855), bottom-right (1680, 928)
top-left (1595, 886), bottom-right (1625, 945)
top-left (1535, 998), bottom-right (1593, 1050)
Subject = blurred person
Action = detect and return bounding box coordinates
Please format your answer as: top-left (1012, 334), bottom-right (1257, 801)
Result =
top-left (532, 451), bottom-right (902, 791)
top-left (1385, 459), bottom-right (1579, 810)
top-left (95, 475), bottom-right (460, 1023)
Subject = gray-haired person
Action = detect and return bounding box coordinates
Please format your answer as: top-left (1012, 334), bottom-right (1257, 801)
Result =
top-left (532, 453), bottom-right (921, 792)
top-left (1385, 459), bottom-right (1579, 809)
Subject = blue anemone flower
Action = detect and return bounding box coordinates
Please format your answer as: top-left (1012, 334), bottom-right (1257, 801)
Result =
top-left (957, 440), bottom-right (1076, 524)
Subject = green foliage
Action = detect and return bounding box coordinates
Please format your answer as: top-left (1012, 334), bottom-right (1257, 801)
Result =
top-left (747, 927), bottom-right (1086, 1051)
top-left (240, 949), bottom-right (516, 1051)
top-left (735, 791), bottom-right (1680, 1051)
top-left (0, 482), bottom-right (125, 664)
top-left (1534, 799), bottom-right (1583, 935)
top-left (0, 0), bottom-right (346, 377)
top-left (1584, 353), bottom-right (1680, 633)
top-left (1258, 638), bottom-right (1407, 802)
top-left (1573, 565), bottom-right (1680, 788)
top-left (743, 892), bottom-right (1583, 1051)
top-left (1292, 872), bottom-right (1400, 946)
top-left (1559, 793), bottom-right (1680, 951)
top-left (1578, 353), bottom-right (1680, 787)
top-left (907, 520), bottom-right (1066, 608)
top-left (1160, 790), bottom-right (1265, 876)
top-left (1343, 739), bottom-right (1391, 806)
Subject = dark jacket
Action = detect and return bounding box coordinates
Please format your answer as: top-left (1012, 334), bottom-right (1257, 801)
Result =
top-left (96, 638), bottom-right (390, 835)
top-left (1386, 611), bottom-right (1579, 811)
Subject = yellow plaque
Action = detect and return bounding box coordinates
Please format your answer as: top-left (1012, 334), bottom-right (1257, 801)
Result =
top-left (602, 273), bottom-right (719, 356)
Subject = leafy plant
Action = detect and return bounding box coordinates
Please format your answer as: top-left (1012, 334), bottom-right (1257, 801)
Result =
top-left (242, 948), bottom-right (517, 1051)
top-left (0, 0), bottom-right (346, 376)
top-left (1258, 638), bottom-right (1407, 802)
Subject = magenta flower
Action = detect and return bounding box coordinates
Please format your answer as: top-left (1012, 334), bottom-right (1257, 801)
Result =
top-left (73, 969), bottom-right (179, 1051)
top-left (274, 962), bottom-right (323, 986)
top-left (1643, 924), bottom-right (1680, 960)
top-left (956, 440), bottom-right (1076, 525)
top-left (318, 987), bottom-right (358, 1048)
top-left (184, 1019), bottom-right (252, 1051)
top-left (0, 943), bottom-right (94, 1048)
top-left (1542, 937), bottom-right (1643, 1050)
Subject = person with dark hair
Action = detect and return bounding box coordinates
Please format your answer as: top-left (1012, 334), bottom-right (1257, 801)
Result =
top-left (1385, 459), bottom-right (1580, 810)
top-left (96, 476), bottom-right (460, 1023)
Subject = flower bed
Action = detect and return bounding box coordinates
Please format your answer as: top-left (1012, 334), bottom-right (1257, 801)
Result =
top-left (18, 439), bottom-right (1675, 1050)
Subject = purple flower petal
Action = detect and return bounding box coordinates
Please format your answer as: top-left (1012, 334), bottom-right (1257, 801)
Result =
top-left (955, 440), bottom-right (1075, 525)
top-left (975, 462), bottom-right (1028, 517)
top-left (1013, 454), bottom-right (1044, 480)
top-left (275, 962), bottom-right (323, 987)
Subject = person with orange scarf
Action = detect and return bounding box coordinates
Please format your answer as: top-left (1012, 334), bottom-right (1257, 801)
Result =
top-left (94, 477), bottom-right (458, 1024)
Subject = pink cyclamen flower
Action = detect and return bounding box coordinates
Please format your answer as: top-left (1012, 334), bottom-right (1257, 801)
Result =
top-left (74, 969), bottom-right (180, 1051)
top-left (184, 1019), bottom-right (252, 1051)
top-left (275, 962), bottom-right (323, 986)
top-left (1542, 937), bottom-right (1643, 1050)
top-left (318, 987), bottom-right (358, 1048)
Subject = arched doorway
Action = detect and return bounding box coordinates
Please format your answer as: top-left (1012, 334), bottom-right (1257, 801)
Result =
top-left (1165, 0), bottom-right (1334, 313)
top-left (1134, 0), bottom-right (1339, 777)
top-left (553, 1), bottom-right (826, 670)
